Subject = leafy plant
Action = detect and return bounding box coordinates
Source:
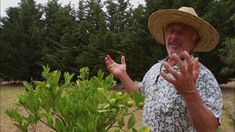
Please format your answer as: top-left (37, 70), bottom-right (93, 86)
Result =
top-left (6, 66), bottom-right (149, 132)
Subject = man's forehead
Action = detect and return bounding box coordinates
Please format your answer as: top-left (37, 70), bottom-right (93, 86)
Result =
top-left (166, 22), bottom-right (196, 31)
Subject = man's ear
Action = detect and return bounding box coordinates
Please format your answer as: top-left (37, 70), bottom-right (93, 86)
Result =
top-left (193, 34), bottom-right (200, 45)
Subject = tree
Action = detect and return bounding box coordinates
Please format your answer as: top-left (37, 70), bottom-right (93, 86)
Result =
top-left (105, 0), bottom-right (132, 32)
top-left (195, 0), bottom-right (235, 82)
top-left (0, 0), bottom-right (234, 83)
top-left (0, 7), bottom-right (21, 80)
top-left (219, 38), bottom-right (235, 79)
top-left (0, 0), bottom-right (44, 81)
top-left (42, 0), bottom-right (77, 72)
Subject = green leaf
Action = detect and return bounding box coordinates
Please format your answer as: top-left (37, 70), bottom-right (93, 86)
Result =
top-left (78, 67), bottom-right (89, 80)
top-left (21, 122), bottom-right (29, 132)
top-left (18, 96), bottom-right (27, 105)
top-left (5, 108), bottom-right (22, 124)
top-left (97, 109), bottom-right (112, 113)
top-left (55, 118), bottom-right (64, 131)
top-left (64, 72), bottom-right (74, 85)
top-left (33, 81), bottom-right (45, 88)
top-left (128, 114), bottom-right (136, 129)
top-left (118, 116), bottom-right (125, 128)
top-left (97, 69), bottom-right (104, 79)
top-left (97, 87), bottom-right (106, 95)
top-left (139, 126), bottom-right (150, 132)
top-left (132, 128), bottom-right (138, 132)
top-left (131, 91), bottom-right (145, 108)
top-left (104, 74), bottom-right (115, 89)
top-left (51, 70), bottom-right (61, 86)
top-left (42, 65), bottom-right (50, 79)
top-left (23, 81), bottom-right (33, 91)
top-left (45, 113), bottom-right (53, 127)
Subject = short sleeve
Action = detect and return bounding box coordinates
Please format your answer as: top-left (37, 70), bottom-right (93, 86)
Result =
top-left (137, 81), bottom-right (145, 96)
top-left (196, 64), bottom-right (223, 119)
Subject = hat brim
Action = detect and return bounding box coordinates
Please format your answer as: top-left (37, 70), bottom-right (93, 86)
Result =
top-left (148, 9), bottom-right (219, 52)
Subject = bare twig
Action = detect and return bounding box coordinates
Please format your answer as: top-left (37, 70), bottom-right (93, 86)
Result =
top-left (53, 112), bottom-right (67, 126)
top-left (39, 119), bottom-right (56, 131)
top-left (125, 108), bottom-right (139, 116)
top-left (105, 115), bottom-right (118, 132)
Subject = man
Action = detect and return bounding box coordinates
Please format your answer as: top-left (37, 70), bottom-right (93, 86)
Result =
top-left (104, 7), bottom-right (222, 132)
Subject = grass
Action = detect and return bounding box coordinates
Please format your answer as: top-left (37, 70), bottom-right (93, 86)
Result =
top-left (0, 85), bottom-right (234, 132)
top-left (0, 85), bottom-right (54, 132)
top-left (219, 88), bottom-right (235, 132)
top-left (0, 86), bottom-right (25, 131)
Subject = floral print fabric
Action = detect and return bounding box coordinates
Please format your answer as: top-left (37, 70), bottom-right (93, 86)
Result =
top-left (138, 59), bottom-right (223, 132)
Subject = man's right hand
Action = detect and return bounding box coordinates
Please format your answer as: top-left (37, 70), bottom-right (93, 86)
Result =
top-left (104, 55), bottom-right (140, 94)
top-left (104, 55), bottom-right (126, 79)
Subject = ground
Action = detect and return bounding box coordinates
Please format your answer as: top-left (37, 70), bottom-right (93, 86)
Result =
top-left (0, 82), bottom-right (234, 132)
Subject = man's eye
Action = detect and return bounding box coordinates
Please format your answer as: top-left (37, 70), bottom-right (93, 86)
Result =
top-left (180, 31), bottom-right (187, 35)
top-left (167, 29), bottom-right (174, 34)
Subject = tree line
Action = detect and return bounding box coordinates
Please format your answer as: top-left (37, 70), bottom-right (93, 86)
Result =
top-left (0, 0), bottom-right (234, 83)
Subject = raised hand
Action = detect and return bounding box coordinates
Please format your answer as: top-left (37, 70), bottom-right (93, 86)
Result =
top-left (160, 51), bottom-right (200, 95)
top-left (104, 55), bottom-right (127, 79)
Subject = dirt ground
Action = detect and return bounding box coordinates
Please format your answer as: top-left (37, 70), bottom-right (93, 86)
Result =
top-left (0, 82), bottom-right (234, 132)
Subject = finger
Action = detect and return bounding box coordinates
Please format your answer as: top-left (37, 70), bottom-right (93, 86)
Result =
top-left (163, 62), bottom-right (180, 79)
top-left (193, 57), bottom-right (200, 80)
top-left (107, 65), bottom-right (112, 71)
top-left (160, 72), bottom-right (176, 85)
top-left (104, 57), bottom-right (109, 65)
top-left (105, 56), bottom-right (109, 62)
top-left (121, 56), bottom-right (126, 65)
top-left (107, 55), bottom-right (114, 64)
top-left (171, 54), bottom-right (186, 74)
top-left (167, 56), bottom-right (176, 66)
top-left (182, 51), bottom-right (193, 73)
top-left (105, 56), bottom-right (112, 64)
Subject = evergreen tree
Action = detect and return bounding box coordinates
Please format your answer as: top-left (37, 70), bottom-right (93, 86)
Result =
top-left (42, 0), bottom-right (77, 72)
top-left (0, 7), bottom-right (21, 80)
top-left (0, 0), bottom-right (43, 81)
top-left (196, 0), bottom-right (235, 82)
top-left (0, 0), bottom-right (234, 83)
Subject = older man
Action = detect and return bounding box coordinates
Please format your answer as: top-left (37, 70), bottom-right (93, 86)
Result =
top-left (105, 7), bottom-right (222, 132)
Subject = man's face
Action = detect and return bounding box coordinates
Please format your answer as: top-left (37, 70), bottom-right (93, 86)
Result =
top-left (165, 23), bottom-right (199, 57)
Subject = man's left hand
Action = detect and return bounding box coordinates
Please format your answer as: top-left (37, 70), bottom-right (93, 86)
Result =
top-left (160, 51), bottom-right (200, 95)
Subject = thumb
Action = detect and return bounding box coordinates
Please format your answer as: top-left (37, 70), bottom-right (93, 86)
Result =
top-left (121, 56), bottom-right (126, 65)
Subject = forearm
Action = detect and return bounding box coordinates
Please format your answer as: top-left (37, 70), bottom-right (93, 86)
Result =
top-left (183, 91), bottom-right (218, 132)
top-left (118, 72), bottom-right (140, 94)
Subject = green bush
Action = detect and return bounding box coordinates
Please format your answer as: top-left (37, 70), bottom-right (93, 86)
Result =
top-left (6, 66), bottom-right (149, 132)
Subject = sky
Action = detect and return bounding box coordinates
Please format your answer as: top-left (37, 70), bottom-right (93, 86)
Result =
top-left (0, 0), bottom-right (145, 17)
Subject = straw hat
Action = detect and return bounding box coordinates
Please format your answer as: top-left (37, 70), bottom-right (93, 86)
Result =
top-left (148, 7), bottom-right (219, 52)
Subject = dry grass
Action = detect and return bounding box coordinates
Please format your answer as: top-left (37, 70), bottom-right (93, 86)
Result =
top-left (218, 88), bottom-right (235, 132)
top-left (0, 86), bottom-right (53, 132)
top-left (0, 86), bottom-right (23, 131)
top-left (1, 85), bottom-right (234, 132)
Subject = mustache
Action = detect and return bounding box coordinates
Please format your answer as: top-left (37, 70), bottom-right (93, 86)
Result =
top-left (169, 40), bottom-right (181, 45)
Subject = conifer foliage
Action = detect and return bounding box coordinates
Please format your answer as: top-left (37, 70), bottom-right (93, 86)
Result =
top-left (0, 0), bottom-right (234, 83)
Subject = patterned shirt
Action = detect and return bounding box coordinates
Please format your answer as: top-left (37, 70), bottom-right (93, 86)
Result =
top-left (138, 59), bottom-right (223, 132)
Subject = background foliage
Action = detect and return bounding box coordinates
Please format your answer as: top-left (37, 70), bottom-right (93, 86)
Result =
top-left (0, 0), bottom-right (234, 83)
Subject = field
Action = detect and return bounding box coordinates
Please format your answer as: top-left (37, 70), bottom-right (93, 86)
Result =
top-left (0, 83), bottom-right (234, 132)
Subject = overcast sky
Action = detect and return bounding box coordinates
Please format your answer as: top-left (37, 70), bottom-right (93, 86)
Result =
top-left (0, 0), bottom-right (145, 17)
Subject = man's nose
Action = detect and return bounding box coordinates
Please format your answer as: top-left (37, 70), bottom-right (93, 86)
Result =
top-left (169, 31), bottom-right (178, 39)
